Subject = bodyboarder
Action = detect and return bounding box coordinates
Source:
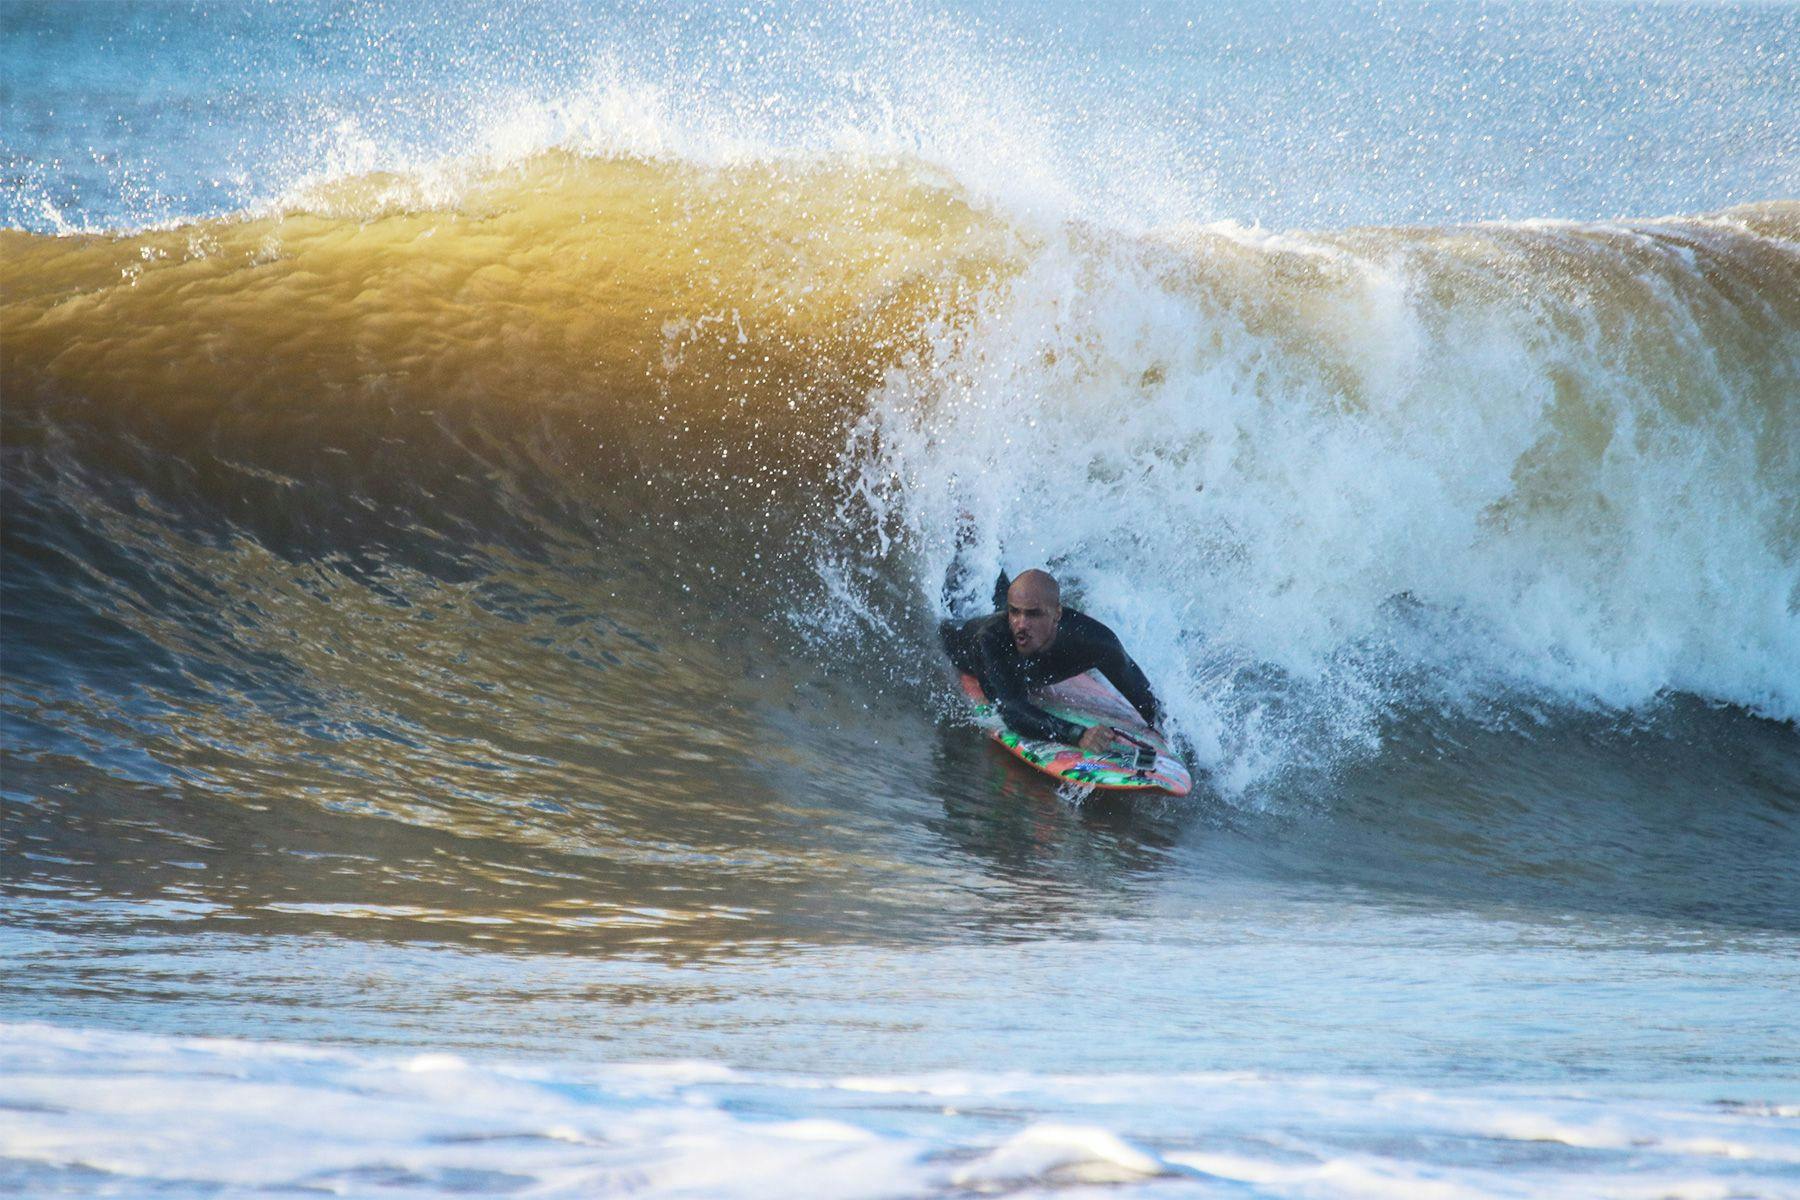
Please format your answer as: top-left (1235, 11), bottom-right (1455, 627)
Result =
top-left (939, 569), bottom-right (1165, 754)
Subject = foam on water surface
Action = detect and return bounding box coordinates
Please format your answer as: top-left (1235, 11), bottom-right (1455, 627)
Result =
top-left (3, 1024), bottom-right (1797, 1199)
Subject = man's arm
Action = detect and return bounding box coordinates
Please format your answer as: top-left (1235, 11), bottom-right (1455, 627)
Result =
top-left (993, 689), bottom-right (1089, 746)
top-left (1094, 634), bottom-right (1165, 731)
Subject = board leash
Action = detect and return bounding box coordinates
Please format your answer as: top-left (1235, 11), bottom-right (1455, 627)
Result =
top-left (1108, 728), bottom-right (1160, 771)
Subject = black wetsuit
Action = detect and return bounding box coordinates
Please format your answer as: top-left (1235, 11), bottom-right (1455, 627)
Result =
top-left (940, 607), bottom-right (1165, 746)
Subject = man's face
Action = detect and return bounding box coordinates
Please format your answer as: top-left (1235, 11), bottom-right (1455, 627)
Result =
top-left (1007, 583), bottom-right (1060, 656)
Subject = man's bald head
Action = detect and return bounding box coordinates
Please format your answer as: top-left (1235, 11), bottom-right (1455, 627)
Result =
top-left (1007, 569), bottom-right (1060, 609)
top-left (1005, 569), bottom-right (1062, 656)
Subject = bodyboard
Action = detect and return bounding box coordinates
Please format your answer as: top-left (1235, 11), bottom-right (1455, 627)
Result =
top-left (960, 670), bottom-right (1192, 796)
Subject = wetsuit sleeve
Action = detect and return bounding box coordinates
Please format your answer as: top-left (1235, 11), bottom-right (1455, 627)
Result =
top-left (1094, 632), bottom-right (1165, 730)
top-left (993, 685), bottom-right (1088, 746)
top-left (977, 627), bottom-right (1087, 745)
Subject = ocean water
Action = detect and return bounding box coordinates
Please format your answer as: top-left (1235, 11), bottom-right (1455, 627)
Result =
top-left (3, 1), bottom-right (1798, 1196)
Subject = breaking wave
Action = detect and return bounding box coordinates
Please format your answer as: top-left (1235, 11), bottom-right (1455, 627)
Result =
top-left (4, 150), bottom-right (1796, 793)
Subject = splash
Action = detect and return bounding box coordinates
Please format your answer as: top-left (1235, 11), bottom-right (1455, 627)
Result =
top-left (839, 203), bottom-right (1800, 789)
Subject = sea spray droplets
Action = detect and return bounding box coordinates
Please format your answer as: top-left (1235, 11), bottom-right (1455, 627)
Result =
top-left (9, 3), bottom-right (1798, 233)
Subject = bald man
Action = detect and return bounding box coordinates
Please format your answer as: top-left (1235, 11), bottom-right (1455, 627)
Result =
top-left (939, 569), bottom-right (1165, 753)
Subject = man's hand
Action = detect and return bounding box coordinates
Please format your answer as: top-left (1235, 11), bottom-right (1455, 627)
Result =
top-left (1078, 724), bottom-right (1117, 754)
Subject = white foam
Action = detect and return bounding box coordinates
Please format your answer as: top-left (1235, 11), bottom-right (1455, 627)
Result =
top-left (838, 210), bottom-right (1799, 791)
top-left (952, 1123), bottom-right (1170, 1187)
top-left (3, 1023), bottom-right (1796, 1199)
